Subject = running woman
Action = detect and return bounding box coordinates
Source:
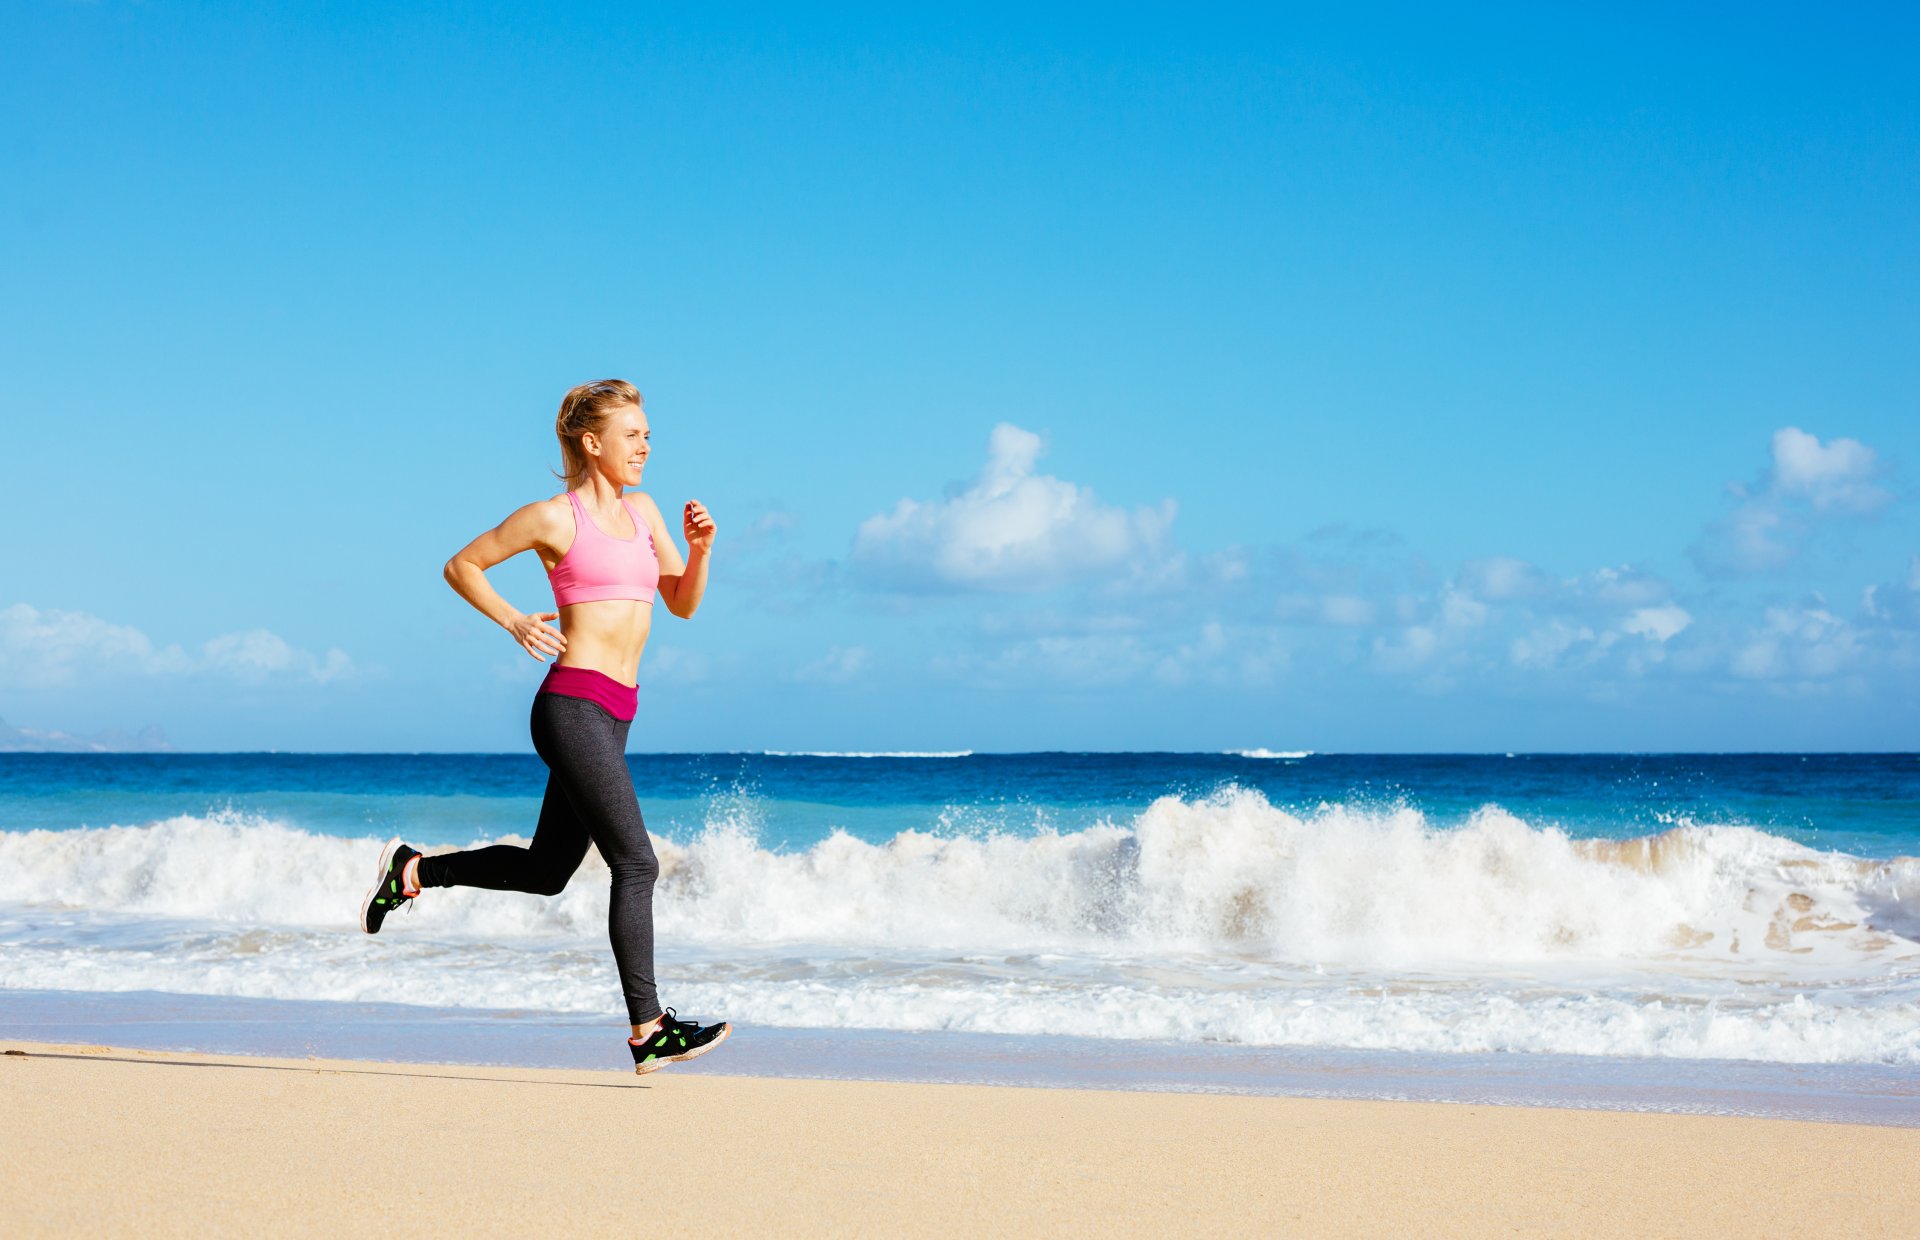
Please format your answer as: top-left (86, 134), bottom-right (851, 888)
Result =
top-left (358, 378), bottom-right (729, 1074)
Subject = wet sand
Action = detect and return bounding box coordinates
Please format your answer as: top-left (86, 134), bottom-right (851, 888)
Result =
top-left (4, 1040), bottom-right (1916, 1237)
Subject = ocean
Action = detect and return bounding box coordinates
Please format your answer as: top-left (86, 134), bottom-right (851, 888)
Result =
top-left (3, 751), bottom-right (1918, 1121)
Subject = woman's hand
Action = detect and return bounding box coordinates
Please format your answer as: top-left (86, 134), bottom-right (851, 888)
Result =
top-left (684, 500), bottom-right (716, 552)
top-left (508, 611), bottom-right (568, 662)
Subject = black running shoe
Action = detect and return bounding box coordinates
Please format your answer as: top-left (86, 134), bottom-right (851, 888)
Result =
top-left (359, 837), bottom-right (422, 934)
top-left (629, 1008), bottom-right (730, 1074)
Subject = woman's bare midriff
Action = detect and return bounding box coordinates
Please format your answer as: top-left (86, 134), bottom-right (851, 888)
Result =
top-left (553, 599), bottom-right (654, 686)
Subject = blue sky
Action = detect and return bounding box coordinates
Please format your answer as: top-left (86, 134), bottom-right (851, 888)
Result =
top-left (2, 2), bottom-right (1916, 752)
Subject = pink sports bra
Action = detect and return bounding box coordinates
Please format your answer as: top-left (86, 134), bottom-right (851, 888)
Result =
top-left (547, 490), bottom-right (660, 607)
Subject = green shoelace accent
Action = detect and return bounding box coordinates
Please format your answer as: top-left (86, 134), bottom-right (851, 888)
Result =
top-left (379, 870), bottom-right (419, 908)
top-left (374, 871), bottom-right (418, 912)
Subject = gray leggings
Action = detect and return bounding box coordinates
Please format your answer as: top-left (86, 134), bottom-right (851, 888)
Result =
top-left (415, 691), bottom-right (662, 1024)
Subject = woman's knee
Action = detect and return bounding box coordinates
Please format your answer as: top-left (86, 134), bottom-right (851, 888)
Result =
top-left (608, 847), bottom-right (658, 889)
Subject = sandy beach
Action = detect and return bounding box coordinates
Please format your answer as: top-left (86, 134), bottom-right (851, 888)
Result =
top-left (4, 1040), bottom-right (1916, 1237)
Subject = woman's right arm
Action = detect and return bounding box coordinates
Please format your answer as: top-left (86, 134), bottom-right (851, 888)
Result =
top-left (443, 500), bottom-right (570, 662)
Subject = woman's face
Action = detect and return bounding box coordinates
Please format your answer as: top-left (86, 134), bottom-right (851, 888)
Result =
top-left (587, 403), bottom-right (650, 486)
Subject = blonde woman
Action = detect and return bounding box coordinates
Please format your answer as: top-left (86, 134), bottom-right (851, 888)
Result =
top-left (359, 379), bottom-right (729, 1074)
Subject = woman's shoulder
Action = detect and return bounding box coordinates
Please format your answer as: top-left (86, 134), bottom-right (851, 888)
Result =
top-left (501, 492), bottom-right (573, 534)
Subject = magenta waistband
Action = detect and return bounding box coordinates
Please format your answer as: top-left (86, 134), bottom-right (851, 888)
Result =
top-left (538, 665), bottom-right (638, 721)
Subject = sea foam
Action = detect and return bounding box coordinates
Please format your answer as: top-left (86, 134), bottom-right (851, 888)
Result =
top-left (4, 788), bottom-right (1918, 1063)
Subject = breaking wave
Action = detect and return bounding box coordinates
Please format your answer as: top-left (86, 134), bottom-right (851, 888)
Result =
top-left (4, 787), bottom-right (1918, 1062)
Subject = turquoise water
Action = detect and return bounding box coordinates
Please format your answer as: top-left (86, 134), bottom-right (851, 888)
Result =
top-left (6, 751), bottom-right (1918, 856)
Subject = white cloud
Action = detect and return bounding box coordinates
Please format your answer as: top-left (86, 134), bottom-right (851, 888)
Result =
top-left (1348, 556), bottom-right (1691, 680)
top-left (1580, 566), bottom-right (1674, 609)
top-left (1438, 586), bottom-right (1490, 629)
top-left (1692, 427), bottom-right (1894, 576)
top-left (1621, 605), bottom-right (1692, 643)
top-left (1508, 621), bottom-right (1597, 671)
top-left (832, 422), bottom-right (1911, 708)
top-left (201, 630), bottom-right (353, 683)
top-left (1150, 621), bottom-right (1288, 687)
top-left (1700, 504), bottom-right (1794, 573)
top-left (1505, 605), bottom-right (1691, 673)
top-left (853, 424), bottom-right (1177, 592)
top-left (1266, 528), bottom-right (1436, 628)
top-left (1769, 427), bottom-right (1887, 512)
top-left (1861, 556), bottom-right (1920, 630)
top-left (1458, 556), bottom-right (1546, 601)
top-left (1729, 604), bottom-right (1863, 683)
top-left (1372, 625), bottom-right (1439, 673)
top-left (0, 603), bottom-right (354, 689)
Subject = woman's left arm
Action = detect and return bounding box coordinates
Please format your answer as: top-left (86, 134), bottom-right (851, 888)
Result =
top-left (637, 493), bottom-right (715, 618)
